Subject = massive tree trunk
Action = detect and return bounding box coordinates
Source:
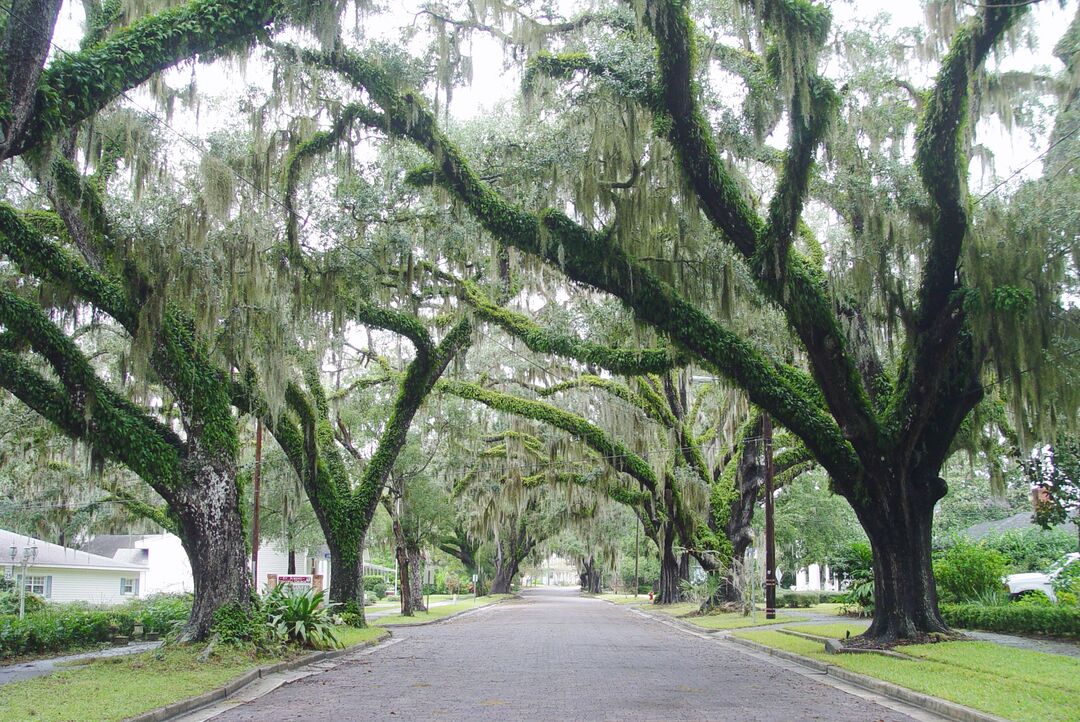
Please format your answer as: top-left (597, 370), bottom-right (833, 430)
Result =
top-left (172, 455), bottom-right (250, 641)
top-left (490, 556), bottom-right (518, 595)
top-left (327, 536), bottom-right (364, 618)
top-left (406, 543), bottom-right (427, 612)
top-left (580, 556), bottom-right (602, 594)
top-left (704, 426), bottom-right (764, 610)
top-left (656, 529), bottom-right (688, 604)
top-left (847, 473), bottom-right (950, 644)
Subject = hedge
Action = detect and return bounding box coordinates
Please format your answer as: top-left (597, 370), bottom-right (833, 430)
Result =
top-left (941, 603), bottom-right (1080, 638)
top-left (775, 590), bottom-right (842, 608)
top-left (0, 594), bottom-right (191, 659)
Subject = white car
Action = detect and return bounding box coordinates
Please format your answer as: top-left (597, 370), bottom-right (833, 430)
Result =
top-left (1005, 552), bottom-right (1079, 603)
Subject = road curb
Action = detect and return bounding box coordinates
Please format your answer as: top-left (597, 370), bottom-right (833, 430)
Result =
top-left (628, 605), bottom-right (725, 635)
top-left (123, 631), bottom-right (391, 722)
top-left (725, 636), bottom-right (1009, 722)
top-left (371, 595), bottom-right (517, 628)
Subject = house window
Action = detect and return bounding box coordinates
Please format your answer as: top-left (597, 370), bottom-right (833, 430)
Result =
top-left (23, 575), bottom-right (47, 596)
top-left (120, 577), bottom-right (139, 596)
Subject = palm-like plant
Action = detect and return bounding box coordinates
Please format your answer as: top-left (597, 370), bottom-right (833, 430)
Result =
top-left (263, 587), bottom-right (341, 649)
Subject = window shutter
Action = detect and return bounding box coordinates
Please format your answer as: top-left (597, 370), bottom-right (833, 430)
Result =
top-left (45, 576), bottom-right (52, 599)
top-left (134, 577), bottom-right (140, 596)
top-left (121, 577), bottom-right (126, 593)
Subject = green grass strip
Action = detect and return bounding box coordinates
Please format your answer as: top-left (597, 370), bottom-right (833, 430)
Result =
top-left (734, 630), bottom-right (1079, 722)
top-left (372, 595), bottom-right (512, 626)
top-left (685, 613), bottom-right (808, 630)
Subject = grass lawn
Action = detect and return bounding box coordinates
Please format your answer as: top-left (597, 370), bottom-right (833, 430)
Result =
top-left (803, 602), bottom-right (850, 616)
top-left (0, 624), bottom-right (390, 722)
top-left (334, 626), bottom-right (390, 648)
top-left (372, 595), bottom-right (512, 626)
top-left (646, 602), bottom-right (700, 617)
top-left (595, 594), bottom-right (648, 604)
top-left (0, 645), bottom-right (293, 722)
top-left (782, 621), bottom-right (870, 639)
top-left (733, 629), bottom-right (1080, 722)
top-left (684, 612), bottom-right (808, 630)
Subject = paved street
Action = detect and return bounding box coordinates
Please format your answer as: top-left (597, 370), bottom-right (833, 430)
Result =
top-left (210, 587), bottom-right (928, 721)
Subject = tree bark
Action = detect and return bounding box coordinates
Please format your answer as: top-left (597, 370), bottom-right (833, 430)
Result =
top-left (848, 474), bottom-right (950, 644)
top-left (171, 455), bottom-right (250, 641)
top-left (391, 512), bottom-right (416, 616)
top-left (406, 543), bottom-right (427, 612)
top-left (490, 557), bottom-right (517, 594)
top-left (0, 0), bottom-right (62, 160)
top-left (579, 556), bottom-right (602, 593)
top-left (656, 530), bottom-right (687, 603)
top-left (327, 537), bottom-right (364, 619)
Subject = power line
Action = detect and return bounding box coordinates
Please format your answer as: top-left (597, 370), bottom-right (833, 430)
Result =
top-left (974, 123), bottom-right (1080, 205)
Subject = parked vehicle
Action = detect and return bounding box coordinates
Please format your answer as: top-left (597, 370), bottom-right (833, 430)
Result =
top-left (1005, 552), bottom-right (1080, 603)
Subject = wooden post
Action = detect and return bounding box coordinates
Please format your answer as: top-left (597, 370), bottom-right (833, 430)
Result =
top-left (764, 412), bottom-right (776, 620)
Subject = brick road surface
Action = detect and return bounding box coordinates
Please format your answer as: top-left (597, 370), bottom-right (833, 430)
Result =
top-left (210, 587), bottom-right (923, 721)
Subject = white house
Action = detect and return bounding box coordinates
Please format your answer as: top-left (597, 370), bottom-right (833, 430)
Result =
top-left (81, 532), bottom-right (397, 598)
top-left (2, 528), bottom-right (147, 605)
top-left (793, 562), bottom-right (840, 592)
top-left (81, 533), bottom-right (192, 595)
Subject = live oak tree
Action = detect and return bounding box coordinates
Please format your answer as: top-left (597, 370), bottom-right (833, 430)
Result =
top-left (0, 0), bottom-right (371, 640)
top-left (285, 0), bottom-right (1078, 643)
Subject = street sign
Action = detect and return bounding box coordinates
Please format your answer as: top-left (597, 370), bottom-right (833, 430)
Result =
top-left (277, 574), bottom-right (313, 593)
top-left (423, 567), bottom-right (435, 585)
top-left (472, 574), bottom-right (478, 582)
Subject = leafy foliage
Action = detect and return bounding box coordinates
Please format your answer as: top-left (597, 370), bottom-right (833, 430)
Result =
top-left (981, 529), bottom-right (1077, 574)
top-left (263, 586), bottom-right (340, 649)
top-left (933, 540), bottom-right (1009, 604)
top-left (0, 595), bottom-right (191, 659)
top-left (940, 603), bottom-right (1080, 638)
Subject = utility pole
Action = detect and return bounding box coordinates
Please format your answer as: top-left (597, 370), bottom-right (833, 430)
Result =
top-left (634, 523), bottom-right (640, 597)
top-left (764, 412), bottom-right (776, 620)
top-left (251, 418), bottom-right (263, 590)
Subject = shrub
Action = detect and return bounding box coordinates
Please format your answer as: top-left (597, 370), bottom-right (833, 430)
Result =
top-left (832, 541), bottom-right (874, 615)
top-left (830, 542), bottom-right (873, 585)
top-left (775, 591), bottom-right (817, 608)
top-left (941, 602), bottom-right (1080, 638)
top-left (933, 540), bottom-right (1009, 603)
top-left (126, 593), bottom-right (192, 636)
top-left (1051, 558), bottom-right (1080, 602)
top-left (0, 591), bottom-right (47, 616)
top-left (263, 586), bottom-right (340, 649)
top-left (0, 602), bottom-right (185, 659)
top-left (211, 601), bottom-right (267, 647)
top-left (363, 575), bottom-right (387, 600)
top-left (839, 580), bottom-right (874, 616)
top-left (982, 528), bottom-right (1075, 573)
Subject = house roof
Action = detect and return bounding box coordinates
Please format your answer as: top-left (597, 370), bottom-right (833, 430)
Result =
top-left (79, 534), bottom-right (153, 559)
top-left (1, 528), bottom-right (147, 571)
top-left (961, 512), bottom-right (1077, 541)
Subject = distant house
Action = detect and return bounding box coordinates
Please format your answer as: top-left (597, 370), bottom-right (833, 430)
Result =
top-left (80, 533), bottom-right (192, 595)
top-left (2, 528), bottom-right (146, 605)
top-left (81, 532), bottom-right (397, 597)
